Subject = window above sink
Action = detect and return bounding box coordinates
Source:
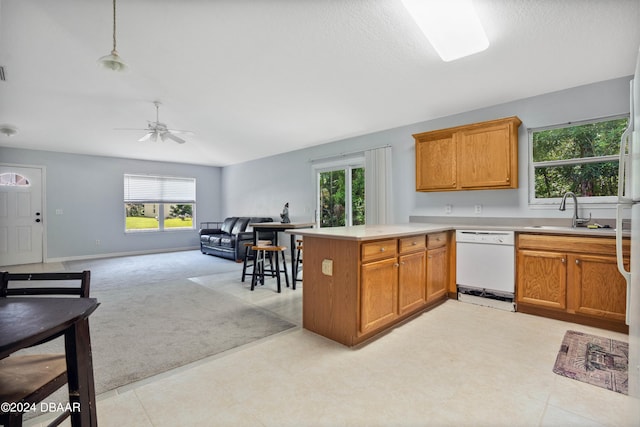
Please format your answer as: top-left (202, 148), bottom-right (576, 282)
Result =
top-left (528, 115), bottom-right (629, 206)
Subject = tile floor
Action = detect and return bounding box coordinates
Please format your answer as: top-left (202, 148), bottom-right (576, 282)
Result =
top-left (23, 269), bottom-right (640, 427)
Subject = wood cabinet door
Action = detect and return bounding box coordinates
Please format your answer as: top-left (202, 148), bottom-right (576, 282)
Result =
top-left (415, 137), bottom-right (456, 191)
top-left (516, 250), bottom-right (567, 310)
top-left (398, 251), bottom-right (426, 315)
top-left (457, 122), bottom-right (514, 189)
top-left (569, 254), bottom-right (627, 322)
top-left (426, 245), bottom-right (448, 302)
top-left (360, 258), bottom-right (399, 334)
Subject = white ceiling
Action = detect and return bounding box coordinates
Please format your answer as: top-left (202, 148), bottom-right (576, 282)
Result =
top-left (1, 0), bottom-right (639, 167)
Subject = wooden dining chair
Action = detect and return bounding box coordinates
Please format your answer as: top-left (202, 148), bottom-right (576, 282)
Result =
top-left (0, 271), bottom-right (91, 427)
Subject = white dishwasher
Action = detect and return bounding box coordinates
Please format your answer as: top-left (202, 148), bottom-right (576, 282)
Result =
top-left (455, 230), bottom-right (516, 311)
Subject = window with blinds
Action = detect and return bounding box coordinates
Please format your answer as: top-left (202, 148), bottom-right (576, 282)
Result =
top-left (123, 174), bottom-right (196, 232)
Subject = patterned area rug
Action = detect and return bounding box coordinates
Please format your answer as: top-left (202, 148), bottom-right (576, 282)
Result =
top-left (553, 330), bottom-right (629, 394)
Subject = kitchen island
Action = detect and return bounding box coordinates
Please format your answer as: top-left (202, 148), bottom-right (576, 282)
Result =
top-left (291, 224), bottom-right (452, 347)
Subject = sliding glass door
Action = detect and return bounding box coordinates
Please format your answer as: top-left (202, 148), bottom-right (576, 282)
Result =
top-left (316, 159), bottom-right (365, 228)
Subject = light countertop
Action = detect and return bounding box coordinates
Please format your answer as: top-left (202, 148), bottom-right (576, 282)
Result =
top-left (288, 223), bottom-right (626, 241)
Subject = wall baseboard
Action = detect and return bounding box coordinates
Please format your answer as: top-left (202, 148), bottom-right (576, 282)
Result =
top-left (45, 246), bottom-right (200, 264)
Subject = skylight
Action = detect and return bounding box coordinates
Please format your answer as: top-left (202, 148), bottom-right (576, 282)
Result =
top-left (401, 0), bottom-right (490, 62)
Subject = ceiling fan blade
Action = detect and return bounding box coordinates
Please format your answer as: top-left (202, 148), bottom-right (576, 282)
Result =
top-left (138, 132), bottom-right (153, 142)
top-left (166, 129), bottom-right (194, 135)
top-left (164, 132), bottom-right (186, 144)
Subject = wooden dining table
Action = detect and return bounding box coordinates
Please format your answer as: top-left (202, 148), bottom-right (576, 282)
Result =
top-left (0, 297), bottom-right (100, 426)
top-left (250, 221), bottom-right (315, 290)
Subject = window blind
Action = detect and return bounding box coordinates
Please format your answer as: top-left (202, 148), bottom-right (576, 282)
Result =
top-left (124, 174), bottom-right (196, 203)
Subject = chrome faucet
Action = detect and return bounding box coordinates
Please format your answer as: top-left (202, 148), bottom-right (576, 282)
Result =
top-left (559, 191), bottom-right (591, 228)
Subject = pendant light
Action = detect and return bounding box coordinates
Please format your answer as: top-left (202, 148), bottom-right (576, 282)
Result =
top-left (98, 0), bottom-right (127, 71)
top-left (0, 125), bottom-right (18, 137)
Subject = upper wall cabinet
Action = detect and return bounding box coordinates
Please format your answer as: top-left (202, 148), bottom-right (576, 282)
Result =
top-left (414, 116), bottom-right (522, 192)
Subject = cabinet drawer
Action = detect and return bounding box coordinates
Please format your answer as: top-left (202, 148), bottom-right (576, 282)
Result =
top-left (399, 235), bottom-right (426, 254)
top-left (362, 239), bottom-right (397, 263)
top-left (517, 233), bottom-right (629, 257)
top-left (427, 232), bottom-right (447, 249)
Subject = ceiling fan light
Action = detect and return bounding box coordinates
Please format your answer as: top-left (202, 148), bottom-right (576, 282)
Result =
top-left (97, 49), bottom-right (127, 71)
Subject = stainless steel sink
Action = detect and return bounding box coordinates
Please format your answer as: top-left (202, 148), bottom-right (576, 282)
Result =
top-left (524, 225), bottom-right (572, 230)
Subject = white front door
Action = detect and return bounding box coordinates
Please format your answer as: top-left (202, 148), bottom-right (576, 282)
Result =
top-left (0, 165), bottom-right (44, 266)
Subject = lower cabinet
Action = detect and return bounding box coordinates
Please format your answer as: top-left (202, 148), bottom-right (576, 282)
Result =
top-left (301, 231), bottom-right (450, 347)
top-left (361, 257), bottom-right (399, 334)
top-left (398, 251), bottom-right (427, 315)
top-left (516, 233), bottom-right (629, 332)
top-left (571, 253), bottom-right (628, 322)
top-left (517, 249), bottom-right (567, 310)
top-left (360, 233), bottom-right (449, 336)
top-left (360, 235), bottom-right (427, 334)
top-left (426, 233), bottom-right (448, 302)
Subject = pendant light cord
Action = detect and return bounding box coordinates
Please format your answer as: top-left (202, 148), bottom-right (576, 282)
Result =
top-left (112, 0), bottom-right (117, 52)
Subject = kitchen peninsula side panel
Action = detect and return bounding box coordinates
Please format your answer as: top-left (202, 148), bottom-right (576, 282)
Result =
top-left (302, 236), bottom-right (360, 346)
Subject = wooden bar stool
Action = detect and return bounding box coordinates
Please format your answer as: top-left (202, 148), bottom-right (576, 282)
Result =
top-left (241, 240), bottom-right (271, 283)
top-left (250, 245), bottom-right (289, 292)
top-left (294, 239), bottom-right (303, 285)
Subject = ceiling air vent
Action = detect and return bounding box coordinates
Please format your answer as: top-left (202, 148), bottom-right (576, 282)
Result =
top-left (0, 66), bottom-right (5, 81)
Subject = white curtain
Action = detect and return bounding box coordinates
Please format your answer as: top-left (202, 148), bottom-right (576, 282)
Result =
top-left (365, 146), bottom-right (393, 225)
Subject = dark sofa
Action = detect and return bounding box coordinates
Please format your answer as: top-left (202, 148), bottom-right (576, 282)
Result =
top-left (200, 217), bottom-right (273, 262)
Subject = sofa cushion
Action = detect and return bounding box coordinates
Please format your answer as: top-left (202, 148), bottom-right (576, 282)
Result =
top-left (208, 236), bottom-right (223, 246)
top-left (220, 236), bottom-right (235, 248)
top-left (220, 217), bottom-right (238, 234)
top-left (231, 217), bottom-right (251, 235)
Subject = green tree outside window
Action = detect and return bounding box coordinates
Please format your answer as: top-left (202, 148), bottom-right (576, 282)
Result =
top-left (531, 117), bottom-right (628, 199)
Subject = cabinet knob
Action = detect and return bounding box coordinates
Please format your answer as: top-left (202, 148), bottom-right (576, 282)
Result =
top-left (412, 241), bottom-right (417, 245)
top-left (380, 247), bottom-right (385, 252)
top-left (561, 258), bottom-right (566, 263)
top-left (394, 263), bottom-right (399, 267)
top-left (575, 259), bottom-right (580, 265)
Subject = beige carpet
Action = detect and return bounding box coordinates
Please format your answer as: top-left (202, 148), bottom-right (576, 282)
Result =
top-left (17, 251), bottom-right (296, 394)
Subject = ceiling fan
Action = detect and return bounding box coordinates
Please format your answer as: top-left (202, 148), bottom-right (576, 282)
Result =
top-left (117, 101), bottom-right (192, 144)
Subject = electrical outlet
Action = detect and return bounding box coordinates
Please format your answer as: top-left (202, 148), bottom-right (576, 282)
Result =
top-left (445, 204), bottom-right (452, 215)
top-left (55, 209), bottom-right (63, 215)
top-left (95, 239), bottom-right (101, 246)
top-left (474, 204), bottom-right (482, 214)
top-left (322, 259), bottom-right (333, 276)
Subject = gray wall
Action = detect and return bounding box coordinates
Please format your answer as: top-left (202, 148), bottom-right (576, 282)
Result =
top-left (0, 147), bottom-right (222, 261)
top-left (0, 76), bottom-right (630, 262)
top-left (222, 76), bottom-right (631, 223)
